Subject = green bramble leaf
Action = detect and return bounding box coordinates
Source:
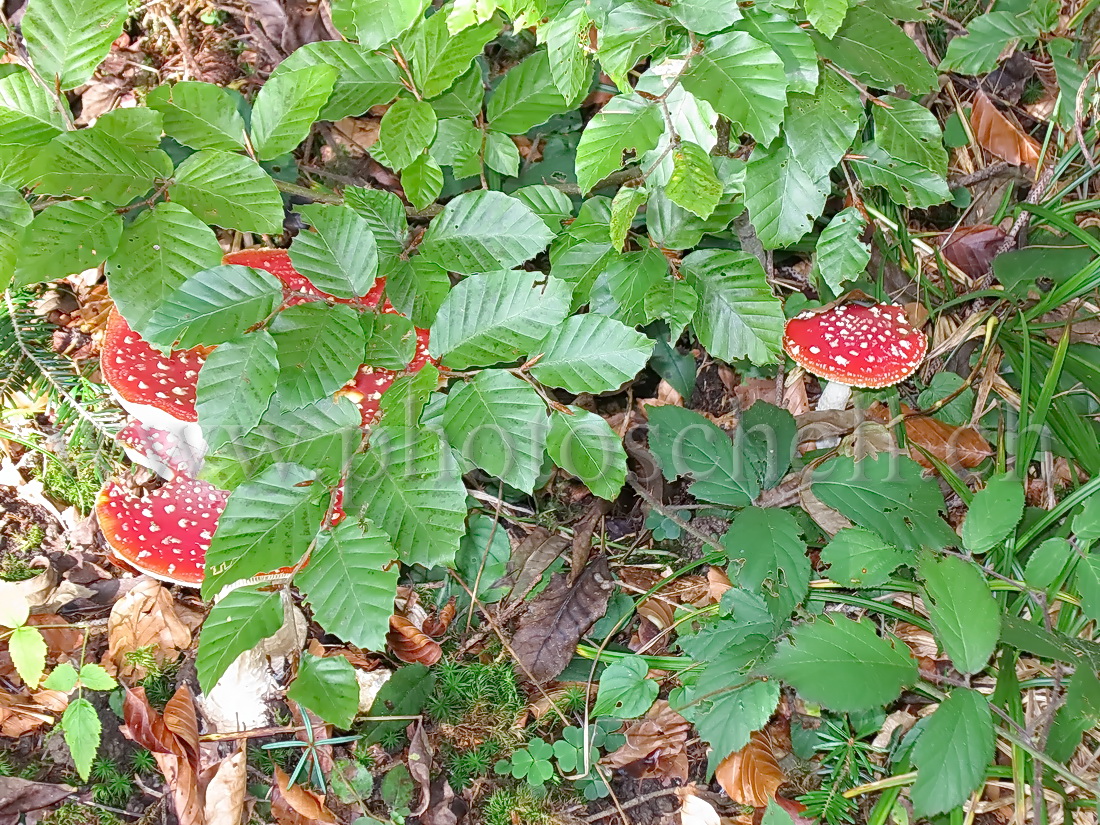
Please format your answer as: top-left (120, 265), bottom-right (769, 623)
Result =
top-left (10, 625), bottom-right (47, 688)
top-left (143, 265), bottom-right (283, 350)
top-left (910, 689), bottom-right (994, 816)
top-left (442, 370), bottom-right (549, 493)
top-left (666, 141), bottom-right (721, 220)
top-left (298, 519), bottom-right (399, 651)
top-left (147, 81), bottom-right (247, 151)
top-left (62, 697), bottom-right (101, 781)
top-left (547, 406), bottom-right (628, 501)
top-left (251, 64), bottom-right (338, 161)
top-left (764, 615), bottom-right (917, 712)
top-left (42, 663), bottom-right (79, 693)
top-left (821, 527), bottom-right (912, 588)
top-left (919, 552), bottom-right (1001, 675)
top-left (168, 150), bottom-right (284, 234)
top-left (0, 592), bottom-right (30, 629)
top-left (75, 664), bottom-right (117, 692)
top-left (22, 0), bottom-right (127, 89)
top-left (960, 472), bottom-right (1025, 553)
top-left (196, 584), bottom-right (284, 693)
top-left (592, 655), bottom-right (658, 718)
top-left (723, 506), bottom-right (809, 620)
top-left (201, 463), bottom-right (325, 599)
top-left (288, 652), bottom-right (360, 729)
top-left (574, 93), bottom-right (663, 194)
top-left (290, 204), bottom-right (379, 299)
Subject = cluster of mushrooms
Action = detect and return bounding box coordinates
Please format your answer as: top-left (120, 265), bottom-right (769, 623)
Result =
top-left (95, 249), bottom-right (432, 588)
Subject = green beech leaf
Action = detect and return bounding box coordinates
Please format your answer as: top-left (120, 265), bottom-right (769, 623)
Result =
top-left (10, 625), bottom-right (47, 688)
top-left (31, 128), bottom-right (169, 204)
top-left (910, 689), bottom-right (994, 816)
top-left (169, 150), bottom-right (284, 234)
top-left (669, 0), bottom-right (740, 33)
top-left (361, 313), bottom-right (416, 370)
top-left (848, 142), bottom-right (951, 208)
top-left (919, 552), bottom-right (1001, 675)
top-left (764, 615), bottom-right (917, 711)
top-left (744, 142), bottom-right (828, 248)
top-left (644, 278), bottom-right (698, 337)
top-left (805, 0), bottom-right (850, 37)
top-left (269, 302), bottom-right (366, 409)
top-left (61, 697), bottom-right (101, 781)
top-left (681, 248), bottom-right (785, 364)
top-left (401, 151), bottom-right (444, 210)
top-left (0, 145), bottom-right (36, 188)
top-left (646, 405), bottom-right (758, 506)
top-left (147, 81), bottom-right (247, 151)
top-left (203, 397), bottom-right (361, 489)
top-left (609, 185), bottom-right (646, 251)
top-left (960, 472), bottom-right (1025, 553)
top-left (574, 93), bottom-right (663, 194)
top-left (783, 71), bottom-right (862, 181)
top-left (418, 190), bottom-right (554, 274)
top-left (487, 49), bottom-right (571, 134)
top-left (592, 655), bottom-right (658, 718)
top-left (666, 141), bottom-right (722, 219)
top-left (196, 584), bottom-right (284, 693)
top-left (288, 652), bottom-right (360, 729)
top-left (384, 257), bottom-right (449, 327)
top-left (442, 370), bottom-right (549, 493)
top-left (22, 0), bottom-right (127, 89)
top-left (682, 30), bottom-right (787, 146)
top-left (811, 7), bottom-right (937, 93)
top-left (455, 514), bottom-right (510, 603)
top-left (14, 200), bottom-right (122, 287)
top-left (513, 185), bottom-right (573, 233)
top-left (813, 207), bottom-right (870, 294)
top-left (407, 8), bottom-right (499, 99)
top-left (939, 10), bottom-right (1039, 76)
top-left (874, 95), bottom-right (948, 176)
top-left (596, 2), bottom-right (669, 90)
top-left (201, 463), bottom-right (325, 598)
top-left (0, 185), bottom-right (33, 290)
top-left (144, 265), bottom-right (283, 349)
top-left (723, 506), bottom-right (809, 620)
top-left (530, 314), bottom-right (653, 394)
top-left (272, 41), bottom-right (403, 121)
top-left (290, 204), bottom-right (379, 299)
top-left (345, 425), bottom-right (467, 568)
top-left (430, 269), bottom-right (572, 368)
top-left (106, 203), bottom-right (224, 334)
top-left (821, 527), bottom-right (912, 588)
top-left (196, 331), bottom-right (280, 453)
top-left (251, 64), bottom-right (338, 160)
top-left (344, 187), bottom-right (407, 269)
top-left (380, 97), bottom-right (438, 171)
top-left (541, 2), bottom-right (592, 102)
top-left (298, 519), bottom-right (399, 651)
top-left (0, 70), bottom-right (66, 145)
top-left (331, 0), bottom-right (428, 48)
top-left (547, 406), bottom-right (628, 501)
top-left (812, 454), bottom-right (957, 551)
top-left (734, 13), bottom-right (818, 96)
top-left (92, 106), bottom-right (162, 150)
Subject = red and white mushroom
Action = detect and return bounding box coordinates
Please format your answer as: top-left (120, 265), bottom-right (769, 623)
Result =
top-left (100, 310), bottom-right (208, 474)
top-left (782, 300), bottom-right (928, 411)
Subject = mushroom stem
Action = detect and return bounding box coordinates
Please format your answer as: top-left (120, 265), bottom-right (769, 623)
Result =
top-left (816, 381), bottom-right (853, 411)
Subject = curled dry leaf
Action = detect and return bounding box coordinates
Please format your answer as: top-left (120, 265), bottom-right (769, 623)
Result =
top-left (0, 776), bottom-right (74, 822)
top-left (602, 700), bottom-right (691, 783)
top-left (511, 556), bottom-right (615, 683)
top-left (0, 689), bottom-right (62, 738)
top-left (504, 527), bottom-right (569, 597)
top-left (387, 616), bottom-right (443, 666)
top-left (271, 765), bottom-right (339, 825)
top-left (104, 578), bottom-right (194, 681)
top-left (407, 720), bottom-right (433, 817)
top-left (866, 404), bottom-right (992, 468)
top-left (421, 597), bottom-right (457, 638)
top-left (938, 224), bottom-right (1007, 278)
top-left (201, 750), bottom-right (247, 825)
top-left (677, 786), bottom-right (721, 825)
top-left (714, 728), bottom-right (786, 807)
top-left (971, 91), bottom-right (1041, 168)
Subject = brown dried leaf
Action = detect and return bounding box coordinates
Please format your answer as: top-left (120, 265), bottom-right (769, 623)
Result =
top-left (939, 224), bottom-right (1007, 278)
top-left (798, 464), bottom-right (852, 537)
top-left (271, 766), bottom-right (339, 825)
top-left (421, 597), bottom-right (457, 638)
top-left (504, 527), bottom-right (569, 597)
top-left (601, 700), bottom-right (690, 783)
top-left (1042, 307), bottom-right (1100, 345)
top-left (0, 690), bottom-right (57, 737)
top-left (202, 750), bottom-right (247, 825)
top-left (866, 404), bottom-right (992, 468)
top-left (105, 578), bottom-right (193, 681)
top-left (511, 556), bottom-right (615, 683)
top-left (387, 616), bottom-right (443, 665)
top-left (163, 684), bottom-right (201, 770)
top-left (0, 777), bottom-right (73, 821)
top-left (714, 729), bottom-right (785, 807)
top-left (971, 91), bottom-right (1041, 168)
top-left (407, 720), bottom-right (433, 817)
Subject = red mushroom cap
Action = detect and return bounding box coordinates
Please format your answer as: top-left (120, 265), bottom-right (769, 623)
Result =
top-left (782, 303), bottom-right (927, 389)
top-left (101, 310), bottom-right (206, 423)
top-left (117, 419), bottom-right (205, 479)
top-left (96, 475), bottom-right (228, 586)
top-left (223, 248), bottom-right (386, 309)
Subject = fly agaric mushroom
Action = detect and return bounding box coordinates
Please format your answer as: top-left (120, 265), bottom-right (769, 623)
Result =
top-left (782, 300), bottom-right (927, 411)
top-left (101, 310), bottom-right (208, 467)
top-left (116, 419), bottom-right (205, 479)
top-left (96, 474), bottom-right (228, 586)
top-left (224, 248), bottom-right (435, 426)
